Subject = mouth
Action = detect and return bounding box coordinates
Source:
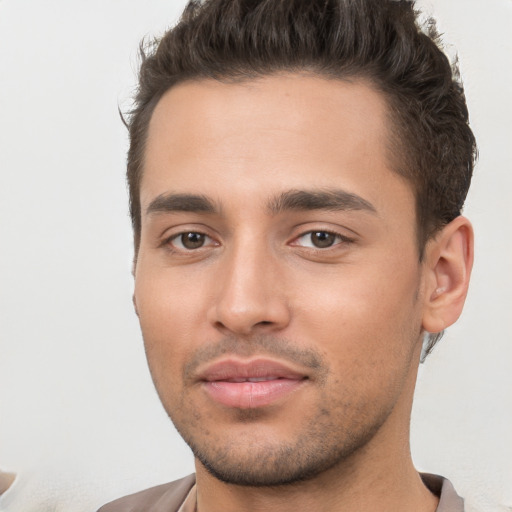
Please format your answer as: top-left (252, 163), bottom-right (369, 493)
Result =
top-left (198, 358), bottom-right (308, 409)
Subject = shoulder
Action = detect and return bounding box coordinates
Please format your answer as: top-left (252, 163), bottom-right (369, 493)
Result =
top-left (421, 473), bottom-right (510, 512)
top-left (97, 474), bottom-right (196, 512)
top-left (421, 473), bottom-right (465, 512)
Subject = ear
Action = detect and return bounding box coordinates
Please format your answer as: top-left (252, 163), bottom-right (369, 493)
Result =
top-left (422, 216), bottom-right (474, 334)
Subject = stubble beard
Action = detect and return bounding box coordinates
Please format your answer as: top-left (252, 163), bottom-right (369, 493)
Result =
top-left (173, 396), bottom-right (392, 487)
top-left (149, 335), bottom-right (399, 488)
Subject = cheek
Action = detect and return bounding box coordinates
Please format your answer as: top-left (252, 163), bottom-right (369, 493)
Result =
top-left (293, 254), bottom-right (422, 369)
top-left (134, 268), bottom-right (208, 382)
top-left (294, 273), bottom-right (421, 412)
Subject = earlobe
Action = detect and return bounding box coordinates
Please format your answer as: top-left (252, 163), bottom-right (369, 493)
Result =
top-left (422, 216), bottom-right (474, 334)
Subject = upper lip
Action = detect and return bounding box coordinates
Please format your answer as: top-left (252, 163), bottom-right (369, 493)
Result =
top-left (197, 358), bottom-right (308, 382)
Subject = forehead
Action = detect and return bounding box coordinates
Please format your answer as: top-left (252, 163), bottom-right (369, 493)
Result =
top-left (142, 74), bottom-right (413, 217)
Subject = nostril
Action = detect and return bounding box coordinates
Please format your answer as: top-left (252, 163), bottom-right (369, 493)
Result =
top-left (208, 296), bottom-right (291, 335)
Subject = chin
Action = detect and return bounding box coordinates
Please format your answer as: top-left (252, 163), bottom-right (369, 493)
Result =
top-left (176, 411), bottom-right (384, 488)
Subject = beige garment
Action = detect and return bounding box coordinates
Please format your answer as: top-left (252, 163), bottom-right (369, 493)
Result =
top-left (177, 484), bottom-right (196, 512)
top-left (97, 473), bottom-right (466, 511)
top-left (97, 475), bottom-right (196, 512)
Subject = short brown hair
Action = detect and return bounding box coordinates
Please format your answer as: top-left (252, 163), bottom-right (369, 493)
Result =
top-left (126, 0), bottom-right (477, 352)
top-left (127, 0), bottom-right (475, 251)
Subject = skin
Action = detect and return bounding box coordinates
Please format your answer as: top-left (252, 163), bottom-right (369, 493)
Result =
top-left (133, 74), bottom-right (473, 512)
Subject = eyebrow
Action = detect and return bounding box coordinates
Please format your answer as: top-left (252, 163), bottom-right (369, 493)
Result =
top-left (146, 193), bottom-right (218, 216)
top-left (267, 189), bottom-right (377, 215)
top-left (145, 188), bottom-right (377, 218)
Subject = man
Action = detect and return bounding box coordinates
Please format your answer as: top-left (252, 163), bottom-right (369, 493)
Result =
top-left (99, 0), bottom-right (476, 510)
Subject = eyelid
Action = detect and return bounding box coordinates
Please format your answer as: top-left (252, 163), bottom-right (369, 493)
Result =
top-left (173, 232), bottom-right (212, 250)
top-left (161, 228), bottom-right (219, 252)
top-left (290, 229), bottom-right (355, 249)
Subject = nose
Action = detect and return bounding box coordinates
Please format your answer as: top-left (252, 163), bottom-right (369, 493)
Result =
top-left (207, 241), bottom-right (291, 336)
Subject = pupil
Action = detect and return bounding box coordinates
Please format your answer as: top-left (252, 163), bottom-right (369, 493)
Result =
top-left (312, 232), bottom-right (334, 248)
top-left (182, 232), bottom-right (205, 249)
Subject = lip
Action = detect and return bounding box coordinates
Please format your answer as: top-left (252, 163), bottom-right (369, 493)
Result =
top-left (198, 358), bottom-right (307, 409)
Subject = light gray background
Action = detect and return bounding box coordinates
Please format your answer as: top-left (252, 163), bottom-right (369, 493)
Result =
top-left (0, 1), bottom-right (511, 510)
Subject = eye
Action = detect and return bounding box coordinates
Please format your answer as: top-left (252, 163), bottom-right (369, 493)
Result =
top-left (169, 232), bottom-right (213, 250)
top-left (294, 231), bottom-right (348, 249)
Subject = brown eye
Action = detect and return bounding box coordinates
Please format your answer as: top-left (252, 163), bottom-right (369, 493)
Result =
top-left (294, 231), bottom-right (340, 249)
top-left (310, 231), bottom-right (337, 248)
top-left (292, 230), bottom-right (354, 250)
top-left (171, 232), bottom-right (210, 250)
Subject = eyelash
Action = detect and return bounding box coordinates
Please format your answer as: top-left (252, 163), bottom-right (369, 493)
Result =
top-left (292, 230), bottom-right (355, 250)
top-left (164, 231), bottom-right (216, 252)
top-left (162, 229), bottom-right (354, 253)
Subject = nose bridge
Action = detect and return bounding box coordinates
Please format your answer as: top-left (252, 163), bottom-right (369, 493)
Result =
top-left (210, 231), bottom-right (289, 334)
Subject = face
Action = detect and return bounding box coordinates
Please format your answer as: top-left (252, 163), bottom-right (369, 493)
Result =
top-left (134, 75), bottom-right (428, 486)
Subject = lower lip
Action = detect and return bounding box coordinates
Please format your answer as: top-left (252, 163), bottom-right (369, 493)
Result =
top-left (203, 379), bottom-right (305, 408)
